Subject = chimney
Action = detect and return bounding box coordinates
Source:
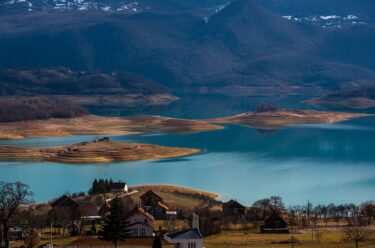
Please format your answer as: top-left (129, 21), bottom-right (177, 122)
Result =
top-left (192, 213), bottom-right (199, 230)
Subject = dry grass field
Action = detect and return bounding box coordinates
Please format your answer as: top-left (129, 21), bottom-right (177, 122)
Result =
top-left (206, 230), bottom-right (375, 248)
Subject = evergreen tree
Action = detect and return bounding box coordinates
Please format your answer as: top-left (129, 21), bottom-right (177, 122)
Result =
top-left (153, 226), bottom-right (163, 248)
top-left (90, 179), bottom-right (98, 195)
top-left (99, 197), bottom-right (130, 248)
top-left (152, 235), bottom-right (162, 248)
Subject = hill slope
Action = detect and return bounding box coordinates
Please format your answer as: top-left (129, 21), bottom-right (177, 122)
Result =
top-left (0, 0), bottom-right (375, 93)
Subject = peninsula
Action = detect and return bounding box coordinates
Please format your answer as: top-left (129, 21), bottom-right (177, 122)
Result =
top-left (0, 115), bottom-right (224, 139)
top-left (0, 109), bottom-right (371, 139)
top-left (307, 96), bottom-right (375, 109)
top-left (0, 139), bottom-right (200, 163)
top-left (209, 109), bottom-right (372, 129)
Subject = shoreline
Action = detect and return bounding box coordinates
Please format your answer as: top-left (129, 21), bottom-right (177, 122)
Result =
top-left (0, 109), bottom-right (372, 140)
top-left (306, 96), bottom-right (375, 110)
top-left (0, 115), bottom-right (224, 140)
top-left (209, 109), bottom-right (372, 129)
top-left (0, 140), bottom-right (201, 164)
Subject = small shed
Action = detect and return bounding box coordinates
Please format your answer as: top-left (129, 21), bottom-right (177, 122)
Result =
top-left (222, 199), bottom-right (246, 218)
top-left (260, 212), bottom-right (289, 234)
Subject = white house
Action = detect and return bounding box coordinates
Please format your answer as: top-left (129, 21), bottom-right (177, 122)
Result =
top-left (109, 181), bottom-right (128, 193)
top-left (164, 228), bottom-right (203, 248)
top-left (126, 206), bottom-right (154, 237)
top-left (164, 213), bottom-right (203, 248)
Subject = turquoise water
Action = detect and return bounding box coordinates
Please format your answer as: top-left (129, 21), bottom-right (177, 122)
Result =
top-left (1, 95), bottom-right (375, 206)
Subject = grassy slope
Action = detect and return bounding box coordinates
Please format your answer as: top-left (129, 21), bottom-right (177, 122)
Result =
top-left (129, 185), bottom-right (220, 210)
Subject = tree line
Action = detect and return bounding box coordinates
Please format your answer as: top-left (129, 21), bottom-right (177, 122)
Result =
top-left (0, 97), bottom-right (88, 123)
top-left (1, 181), bottom-right (374, 248)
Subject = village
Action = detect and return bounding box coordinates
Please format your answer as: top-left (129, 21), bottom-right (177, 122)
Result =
top-left (0, 180), bottom-right (375, 248)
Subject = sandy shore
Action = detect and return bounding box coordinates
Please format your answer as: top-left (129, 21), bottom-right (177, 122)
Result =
top-left (0, 140), bottom-right (200, 163)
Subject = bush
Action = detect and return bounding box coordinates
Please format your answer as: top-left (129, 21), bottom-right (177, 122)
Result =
top-left (255, 103), bottom-right (279, 113)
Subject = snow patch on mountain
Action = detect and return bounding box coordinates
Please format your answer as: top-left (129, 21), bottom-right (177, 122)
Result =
top-left (283, 14), bottom-right (365, 29)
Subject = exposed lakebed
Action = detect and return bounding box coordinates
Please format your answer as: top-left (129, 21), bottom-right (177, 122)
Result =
top-left (1, 95), bottom-right (375, 205)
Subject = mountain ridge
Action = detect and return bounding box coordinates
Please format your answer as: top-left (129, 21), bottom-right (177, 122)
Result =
top-left (0, 0), bottom-right (375, 94)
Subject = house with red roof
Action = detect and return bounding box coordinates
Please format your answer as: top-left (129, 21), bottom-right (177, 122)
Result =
top-left (147, 201), bottom-right (170, 220)
top-left (140, 190), bottom-right (172, 219)
top-left (126, 206), bottom-right (155, 237)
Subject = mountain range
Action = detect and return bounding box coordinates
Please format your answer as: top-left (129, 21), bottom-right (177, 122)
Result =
top-left (0, 0), bottom-right (374, 95)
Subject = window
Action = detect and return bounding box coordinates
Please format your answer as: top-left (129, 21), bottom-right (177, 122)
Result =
top-left (175, 243), bottom-right (181, 248)
top-left (140, 228), bottom-right (146, 236)
top-left (188, 242), bottom-right (196, 248)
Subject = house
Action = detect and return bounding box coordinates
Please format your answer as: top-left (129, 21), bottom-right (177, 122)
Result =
top-left (140, 190), bottom-right (173, 219)
top-left (164, 213), bottom-right (203, 248)
top-left (164, 229), bottom-right (203, 248)
top-left (146, 201), bottom-right (169, 220)
top-left (126, 206), bottom-right (155, 237)
top-left (140, 190), bottom-right (163, 206)
top-left (166, 210), bottom-right (178, 221)
top-left (109, 181), bottom-right (128, 193)
top-left (50, 195), bottom-right (79, 210)
top-left (260, 212), bottom-right (289, 234)
top-left (222, 199), bottom-right (246, 219)
top-left (49, 195), bottom-right (80, 227)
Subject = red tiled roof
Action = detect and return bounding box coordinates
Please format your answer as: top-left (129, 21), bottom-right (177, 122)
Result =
top-left (157, 201), bottom-right (169, 210)
top-left (126, 206), bottom-right (155, 221)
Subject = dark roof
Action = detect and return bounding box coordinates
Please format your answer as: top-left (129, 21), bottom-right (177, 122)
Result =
top-left (140, 190), bottom-right (162, 201)
top-left (126, 206), bottom-right (155, 222)
top-left (50, 195), bottom-right (79, 208)
top-left (110, 182), bottom-right (127, 190)
top-left (166, 228), bottom-right (203, 240)
top-left (263, 212), bottom-right (288, 229)
top-left (222, 199), bottom-right (245, 209)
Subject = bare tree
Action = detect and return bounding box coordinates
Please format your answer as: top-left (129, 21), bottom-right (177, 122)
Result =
top-left (0, 181), bottom-right (33, 248)
top-left (344, 223), bottom-right (370, 248)
top-left (24, 229), bottom-right (40, 248)
top-left (270, 195), bottom-right (285, 213)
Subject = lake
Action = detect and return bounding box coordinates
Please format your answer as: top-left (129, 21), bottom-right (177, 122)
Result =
top-left (1, 95), bottom-right (375, 206)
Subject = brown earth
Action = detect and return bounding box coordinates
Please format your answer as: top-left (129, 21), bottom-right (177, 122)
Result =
top-left (0, 115), bottom-right (224, 139)
top-left (0, 140), bottom-right (200, 163)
